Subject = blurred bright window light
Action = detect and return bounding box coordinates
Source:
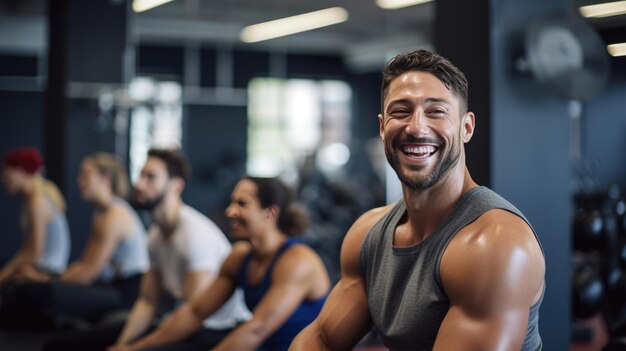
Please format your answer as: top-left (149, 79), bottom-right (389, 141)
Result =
top-left (240, 7), bottom-right (348, 43)
top-left (133, 0), bottom-right (175, 13)
top-left (579, 0), bottom-right (626, 18)
top-left (129, 77), bottom-right (157, 102)
top-left (376, 0), bottom-right (433, 10)
top-left (156, 81), bottom-right (182, 104)
top-left (608, 42), bottom-right (626, 57)
top-left (317, 143), bottom-right (351, 174)
top-left (247, 78), bottom-right (352, 178)
top-left (128, 79), bottom-right (182, 182)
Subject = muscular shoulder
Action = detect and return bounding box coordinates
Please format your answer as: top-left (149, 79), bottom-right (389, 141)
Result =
top-left (274, 244), bottom-right (324, 275)
top-left (273, 243), bottom-right (330, 294)
top-left (442, 209), bottom-right (545, 313)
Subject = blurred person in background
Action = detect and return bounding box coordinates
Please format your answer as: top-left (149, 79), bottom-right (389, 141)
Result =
top-left (43, 148), bottom-right (251, 351)
top-left (0, 152), bottom-right (148, 330)
top-left (0, 147), bottom-right (70, 285)
top-left (110, 176), bottom-right (330, 351)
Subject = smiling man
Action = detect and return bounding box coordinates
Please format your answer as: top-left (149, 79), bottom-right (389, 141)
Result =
top-left (290, 49), bottom-right (545, 351)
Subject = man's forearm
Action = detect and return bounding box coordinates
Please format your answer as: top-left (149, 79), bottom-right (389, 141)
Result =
top-left (116, 299), bottom-right (157, 345)
top-left (125, 304), bottom-right (204, 350)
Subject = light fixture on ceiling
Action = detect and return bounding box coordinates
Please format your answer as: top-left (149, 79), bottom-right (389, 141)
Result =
top-left (376, 0), bottom-right (433, 10)
top-left (579, 0), bottom-right (626, 18)
top-left (132, 0), bottom-right (175, 13)
top-left (607, 42), bottom-right (626, 56)
top-left (240, 7), bottom-right (349, 43)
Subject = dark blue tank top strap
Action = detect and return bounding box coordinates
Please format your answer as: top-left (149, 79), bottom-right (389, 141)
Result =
top-left (237, 238), bottom-right (299, 289)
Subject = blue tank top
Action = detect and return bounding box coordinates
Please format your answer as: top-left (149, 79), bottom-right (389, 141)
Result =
top-left (237, 239), bottom-right (327, 351)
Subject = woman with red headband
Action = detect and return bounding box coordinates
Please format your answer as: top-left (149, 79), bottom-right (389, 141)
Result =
top-left (0, 147), bottom-right (71, 284)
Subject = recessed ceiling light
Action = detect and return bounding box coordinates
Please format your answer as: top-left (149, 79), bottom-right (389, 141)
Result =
top-left (376, 0), bottom-right (434, 10)
top-left (240, 7), bottom-right (349, 43)
top-left (607, 42), bottom-right (626, 56)
top-left (579, 0), bottom-right (626, 18)
top-left (132, 0), bottom-right (175, 13)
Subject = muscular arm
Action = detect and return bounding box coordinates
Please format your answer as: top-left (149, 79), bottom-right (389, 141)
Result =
top-left (0, 194), bottom-right (50, 284)
top-left (290, 207), bottom-right (392, 351)
top-left (433, 210), bottom-right (545, 351)
top-left (214, 245), bottom-right (328, 351)
top-left (61, 206), bottom-right (129, 284)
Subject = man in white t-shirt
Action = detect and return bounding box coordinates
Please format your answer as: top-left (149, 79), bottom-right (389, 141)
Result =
top-left (43, 149), bottom-right (250, 351)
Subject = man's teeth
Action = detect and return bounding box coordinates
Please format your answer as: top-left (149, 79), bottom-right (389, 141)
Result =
top-left (403, 145), bottom-right (436, 157)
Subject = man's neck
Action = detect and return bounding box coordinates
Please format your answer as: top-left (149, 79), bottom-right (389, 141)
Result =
top-left (400, 166), bottom-right (476, 244)
top-left (156, 198), bottom-right (182, 239)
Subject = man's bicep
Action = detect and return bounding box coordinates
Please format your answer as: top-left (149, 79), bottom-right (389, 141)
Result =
top-left (435, 215), bottom-right (543, 350)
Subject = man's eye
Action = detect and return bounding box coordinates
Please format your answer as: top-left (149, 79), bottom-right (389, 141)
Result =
top-left (390, 110), bottom-right (409, 116)
top-left (428, 109), bottom-right (446, 115)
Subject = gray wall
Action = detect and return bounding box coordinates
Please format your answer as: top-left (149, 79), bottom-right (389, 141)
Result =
top-left (491, 1), bottom-right (573, 348)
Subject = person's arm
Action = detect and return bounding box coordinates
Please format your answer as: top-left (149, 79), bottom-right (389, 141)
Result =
top-left (212, 244), bottom-right (325, 351)
top-left (433, 210), bottom-right (545, 350)
top-left (61, 206), bottom-right (128, 284)
top-left (109, 245), bottom-right (246, 351)
top-left (290, 207), bottom-right (391, 351)
top-left (115, 269), bottom-right (162, 345)
top-left (0, 194), bottom-right (50, 284)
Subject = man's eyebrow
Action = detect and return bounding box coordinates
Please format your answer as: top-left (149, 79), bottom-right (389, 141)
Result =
top-left (424, 98), bottom-right (452, 107)
top-left (385, 97), bottom-right (452, 112)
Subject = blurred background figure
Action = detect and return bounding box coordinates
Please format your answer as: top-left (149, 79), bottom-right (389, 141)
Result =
top-left (41, 148), bottom-right (251, 351)
top-left (0, 152), bottom-right (148, 330)
top-left (110, 176), bottom-right (330, 351)
top-left (0, 147), bottom-right (70, 285)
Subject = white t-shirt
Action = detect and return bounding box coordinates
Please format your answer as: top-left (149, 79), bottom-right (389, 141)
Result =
top-left (148, 204), bottom-right (251, 330)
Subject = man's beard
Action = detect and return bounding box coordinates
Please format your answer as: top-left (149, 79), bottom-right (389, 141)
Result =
top-left (385, 135), bottom-right (460, 190)
top-left (132, 190), bottom-right (166, 211)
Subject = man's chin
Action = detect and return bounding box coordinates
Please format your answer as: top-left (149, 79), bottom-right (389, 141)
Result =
top-left (132, 199), bottom-right (159, 211)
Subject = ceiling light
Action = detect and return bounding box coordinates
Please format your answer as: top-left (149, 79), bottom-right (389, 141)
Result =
top-left (376, 0), bottom-right (433, 10)
top-left (240, 7), bottom-right (349, 43)
top-left (608, 42), bottom-right (626, 56)
top-left (579, 0), bottom-right (626, 18)
top-left (133, 0), bottom-right (175, 13)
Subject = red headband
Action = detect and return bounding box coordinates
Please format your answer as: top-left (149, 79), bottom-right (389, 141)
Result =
top-left (3, 148), bottom-right (44, 175)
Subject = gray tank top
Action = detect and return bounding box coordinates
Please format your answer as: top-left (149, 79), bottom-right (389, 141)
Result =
top-left (99, 197), bottom-right (149, 281)
top-left (360, 186), bottom-right (543, 351)
top-left (24, 195), bottom-right (71, 273)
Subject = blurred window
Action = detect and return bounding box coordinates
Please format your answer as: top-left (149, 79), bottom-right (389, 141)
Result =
top-left (247, 78), bottom-right (352, 180)
top-left (128, 77), bottom-right (182, 182)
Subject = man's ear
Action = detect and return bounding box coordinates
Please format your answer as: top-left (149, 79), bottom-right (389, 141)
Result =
top-left (378, 113), bottom-right (385, 141)
top-left (462, 112), bottom-right (475, 143)
top-left (170, 177), bottom-right (186, 194)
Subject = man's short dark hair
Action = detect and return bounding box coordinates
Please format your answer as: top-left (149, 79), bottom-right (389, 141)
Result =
top-left (147, 148), bottom-right (190, 181)
top-left (381, 49), bottom-right (469, 115)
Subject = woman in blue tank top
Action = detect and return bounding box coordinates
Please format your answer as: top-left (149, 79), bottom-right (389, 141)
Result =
top-left (112, 176), bottom-right (330, 351)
